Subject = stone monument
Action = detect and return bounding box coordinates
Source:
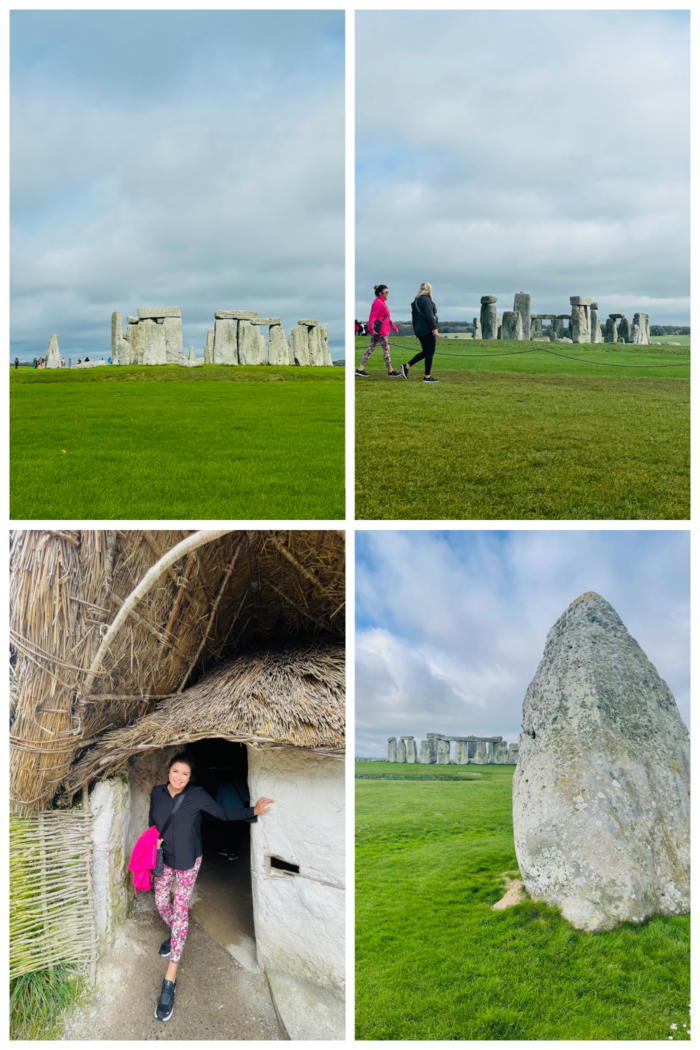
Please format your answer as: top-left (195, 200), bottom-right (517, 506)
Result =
top-left (512, 592), bottom-right (690, 932)
top-left (45, 334), bottom-right (61, 368)
top-left (480, 296), bottom-right (498, 340)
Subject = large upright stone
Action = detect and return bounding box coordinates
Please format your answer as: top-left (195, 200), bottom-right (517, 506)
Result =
top-left (204, 328), bottom-right (214, 365)
top-left (45, 334), bottom-right (61, 368)
top-left (497, 317), bottom-right (503, 340)
top-left (387, 737), bottom-right (397, 762)
top-left (633, 313), bottom-right (650, 345)
top-left (289, 325), bottom-right (310, 366)
top-left (507, 743), bottom-right (519, 764)
top-left (502, 311), bottom-right (523, 340)
top-left (472, 741), bottom-right (488, 764)
top-left (551, 318), bottom-right (564, 339)
top-left (570, 297), bottom-right (592, 343)
top-left (454, 740), bottom-right (469, 764)
top-left (590, 303), bottom-right (602, 344)
top-left (319, 324), bottom-right (333, 365)
top-left (492, 741), bottom-right (509, 764)
top-left (473, 317), bottom-right (482, 339)
top-left (111, 311), bottom-right (123, 359)
top-left (513, 292), bottom-right (531, 340)
top-left (307, 324), bottom-right (324, 366)
top-left (604, 317), bottom-right (618, 344)
top-left (188, 345), bottom-right (195, 362)
top-left (513, 592), bottom-right (690, 932)
top-left (419, 738), bottom-right (436, 764)
top-left (631, 323), bottom-right (641, 343)
top-left (238, 319), bottom-right (265, 365)
top-left (213, 318), bottom-right (238, 364)
top-left (141, 319), bottom-right (167, 365)
top-left (530, 317), bottom-right (543, 339)
top-left (436, 738), bottom-right (451, 764)
top-left (268, 325), bottom-right (289, 366)
top-left (618, 317), bottom-right (631, 343)
top-left (258, 329), bottom-right (267, 362)
top-left (480, 296), bottom-right (498, 340)
top-left (397, 738), bottom-right (407, 763)
top-left (405, 737), bottom-right (418, 764)
top-left (164, 315), bottom-right (184, 363)
top-left (130, 320), bottom-right (145, 364)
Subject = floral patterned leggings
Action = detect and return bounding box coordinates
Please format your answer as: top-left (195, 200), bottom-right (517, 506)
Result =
top-left (154, 856), bottom-right (202, 963)
top-left (361, 334), bottom-right (392, 369)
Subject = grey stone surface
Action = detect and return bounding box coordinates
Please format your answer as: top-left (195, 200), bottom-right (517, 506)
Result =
top-left (631, 324), bottom-right (641, 344)
top-left (472, 741), bottom-right (488, 764)
top-left (480, 296), bottom-right (498, 340)
top-left (204, 328), bottom-right (214, 365)
top-left (130, 320), bottom-right (145, 365)
top-left (141, 318), bottom-right (167, 365)
top-left (250, 318), bottom-right (282, 326)
top-left (258, 329), bottom-right (267, 362)
top-left (137, 307), bottom-right (182, 319)
top-left (215, 310), bottom-right (258, 320)
top-left (436, 738), bottom-right (451, 764)
top-left (454, 740), bottom-right (468, 764)
top-left (319, 324), bottom-right (333, 366)
top-left (497, 317), bottom-right (503, 339)
top-left (554, 338), bottom-right (573, 343)
top-left (530, 318), bottom-right (543, 338)
top-left (387, 737), bottom-right (397, 762)
top-left (238, 319), bottom-right (266, 365)
top-left (189, 345), bottom-right (195, 362)
top-left (45, 333), bottom-right (61, 368)
top-left (126, 316), bottom-right (139, 325)
top-left (419, 738), bottom-right (436, 764)
top-left (590, 305), bottom-right (602, 344)
top-left (492, 741), bottom-right (509, 764)
top-left (213, 318), bottom-right (238, 365)
top-left (551, 318), bottom-right (565, 339)
top-left (307, 325), bottom-right (324, 366)
top-left (513, 292), bottom-right (531, 340)
top-left (268, 324), bottom-right (290, 366)
top-left (405, 737), bottom-right (418, 764)
top-left (633, 312), bottom-right (650, 345)
top-left (164, 315), bottom-right (184, 363)
top-left (289, 326), bottom-right (310, 366)
top-left (115, 337), bottom-right (131, 366)
top-left (507, 744), bottom-right (519, 763)
top-left (618, 317), bottom-right (631, 343)
top-left (570, 299), bottom-right (592, 343)
top-left (569, 296), bottom-right (591, 307)
top-left (473, 317), bottom-right (482, 339)
top-left (512, 592), bottom-right (690, 932)
top-left (298, 319), bottom-right (318, 327)
top-left (604, 317), bottom-right (618, 344)
top-left (397, 738), bottom-right (407, 763)
top-left (610, 313), bottom-right (626, 320)
top-left (111, 311), bottom-right (123, 358)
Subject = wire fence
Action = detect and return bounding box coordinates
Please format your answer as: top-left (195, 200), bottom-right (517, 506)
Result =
top-left (10, 810), bottom-right (97, 981)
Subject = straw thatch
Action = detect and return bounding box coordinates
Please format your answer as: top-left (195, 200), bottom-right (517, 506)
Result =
top-left (10, 530), bottom-right (345, 814)
top-left (67, 642), bottom-right (345, 792)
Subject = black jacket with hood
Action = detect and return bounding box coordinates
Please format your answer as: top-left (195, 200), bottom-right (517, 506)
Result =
top-left (411, 294), bottom-right (438, 338)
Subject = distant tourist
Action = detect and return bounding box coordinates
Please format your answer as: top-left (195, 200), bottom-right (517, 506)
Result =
top-left (61, 357), bottom-right (65, 367)
top-left (108, 356), bottom-right (112, 365)
top-left (85, 356), bottom-right (90, 362)
top-left (68, 357), bottom-right (72, 367)
top-left (32, 357), bottom-right (37, 369)
top-left (356, 284), bottom-right (401, 378)
top-left (77, 358), bottom-right (82, 365)
top-left (14, 357), bottom-right (19, 369)
top-left (355, 320), bottom-right (360, 336)
top-left (401, 282), bottom-right (440, 383)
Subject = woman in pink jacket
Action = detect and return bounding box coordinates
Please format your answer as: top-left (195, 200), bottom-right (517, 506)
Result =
top-left (356, 285), bottom-right (402, 377)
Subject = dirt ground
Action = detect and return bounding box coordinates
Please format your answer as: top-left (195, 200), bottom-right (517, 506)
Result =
top-left (62, 843), bottom-right (282, 1041)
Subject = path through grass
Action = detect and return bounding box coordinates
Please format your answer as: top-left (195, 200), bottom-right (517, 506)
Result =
top-left (11, 365), bottom-right (344, 519)
top-left (355, 762), bottom-right (690, 1040)
top-left (355, 338), bottom-right (689, 520)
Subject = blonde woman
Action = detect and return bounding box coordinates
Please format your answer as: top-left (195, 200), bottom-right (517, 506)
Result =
top-left (401, 282), bottom-right (440, 383)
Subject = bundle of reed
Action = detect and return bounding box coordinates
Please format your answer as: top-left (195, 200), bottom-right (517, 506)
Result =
top-left (11, 530), bottom-right (344, 813)
top-left (68, 641), bottom-right (345, 791)
top-left (10, 811), bottom-right (96, 980)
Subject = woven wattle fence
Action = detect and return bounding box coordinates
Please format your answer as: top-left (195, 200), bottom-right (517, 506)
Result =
top-left (10, 810), bottom-right (97, 980)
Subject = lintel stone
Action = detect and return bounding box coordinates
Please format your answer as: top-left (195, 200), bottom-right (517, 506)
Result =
top-left (250, 318), bottom-right (282, 325)
top-left (137, 307), bottom-right (182, 319)
top-left (569, 296), bottom-right (591, 307)
top-left (298, 319), bottom-right (318, 327)
top-left (215, 310), bottom-right (259, 320)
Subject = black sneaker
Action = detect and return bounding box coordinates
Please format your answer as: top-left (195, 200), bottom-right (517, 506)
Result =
top-left (355, 369), bottom-right (369, 377)
top-left (216, 848), bottom-right (229, 857)
top-left (155, 979), bottom-right (176, 1022)
top-left (423, 376), bottom-right (440, 383)
top-left (387, 370), bottom-right (401, 377)
top-left (158, 938), bottom-right (172, 957)
top-left (227, 853), bottom-right (240, 861)
top-left (400, 364), bottom-right (410, 379)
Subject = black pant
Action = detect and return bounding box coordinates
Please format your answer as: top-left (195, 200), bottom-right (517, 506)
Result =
top-left (409, 332), bottom-right (436, 374)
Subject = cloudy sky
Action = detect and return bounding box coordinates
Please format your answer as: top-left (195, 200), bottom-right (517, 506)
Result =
top-left (11, 11), bottom-right (344, 361)
top-left (355, 530), bottom-right (690, 757)
top-left (356, 11), bottom-right (689, 326)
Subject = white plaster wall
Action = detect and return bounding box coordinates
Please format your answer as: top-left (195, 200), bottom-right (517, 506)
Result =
top-left (247, 747), bottom-right (345, 995)
top-left (90, 778), bottom-right (131, 945)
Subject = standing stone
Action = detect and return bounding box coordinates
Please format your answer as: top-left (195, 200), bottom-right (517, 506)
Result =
top-left (502, 311), bottom-right (523, 341)
top-left (513, 292), bottom-right (531, 340)
top-left (604, 317), bottom-right (618, 344)
top-left (454, 740), bottom-right (469, 764)
top-left (213, 319), bottom-right (238, 364)
top-left (45, 334), bottom-right (61, 368)
top-left (631, 323), bottom-right (641, 344)
top-left (397, 738), bottom-right (407, 763)
top-left (306, 325), bottom-right (324, 366)
top-left (387, 737), bottom-right (397, 763)
top-left (189, 345), bottom-right (195, 362)
top-left (163, 316), bottom-right (183, 364)
top-left (419, 738), bottom-right (436, 764)
top-left (530, 318), bottom-right (543, 339)
top-left (492, 741), bottom-right (508, 764)
top-left (618, 317), bottom-right (631, 343)
top-left (111, 311), bottom-right (123, 359)
top-left (497, 317), bottom-right (503, 340)
top-left (468, 740), bottom-right (477, 760)
top-left (480, 296), bottom-right (498, 340)
top-left (507, 743), bottom-right (519, 764)
top-left (204, 328), bottom-right (214, 365)
top-left (289, 326), bottom-right (310, 366)
top-left (436, 738), bottom-right (451, 764)
top-left (633, 313), bottom-right (650, 345)
top-left (590, 303), bottom-right (602, 344)
top-left (405, 737), bottom-right (418, 763)
top-left (258, 329), bottom-right (267, 363)
top-left (512, 592), bottom-right (690, 932)
top-left (141, 319), bottom-right (167, 365)
top-left (570, 297), bottom-right (592, 343)
top-left (550, 318), bottom-right (564, 339)
top-left (472, 741), bottom-right (488, 764)
top-left (473, 317), bottom-right (482, 340)
top-left (268, 324), bottom-right (290, 366)
top-left (319, 324), bottom-right (333, 365)
top-left (130, 321), bottom-right (145, 365)
top-left (238, 319), bottom-right (265, 365)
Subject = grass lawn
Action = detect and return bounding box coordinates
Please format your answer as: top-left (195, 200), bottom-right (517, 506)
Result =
top-left (11, 365), bottom-right (344, 519)
top-left (355, 338), bottom-right (690, 520)
top-left (355, 762), bottom-right (690, 1041)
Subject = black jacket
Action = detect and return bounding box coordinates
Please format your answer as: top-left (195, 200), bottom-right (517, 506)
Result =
top-left (149, 784), bottom-right (256, 871)
top-left (411, 294), bottom-right (438, 338)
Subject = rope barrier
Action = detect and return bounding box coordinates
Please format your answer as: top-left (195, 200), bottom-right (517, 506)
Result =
top-left (365, 337), bottom-right (690, 370)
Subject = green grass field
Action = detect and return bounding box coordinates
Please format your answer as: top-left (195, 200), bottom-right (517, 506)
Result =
top-left (355, 762), bottom-right (690, 1041)
top-left (355, 338), bottom-right (690, 520)
top-left (11, 365), bottom-right (344, 519)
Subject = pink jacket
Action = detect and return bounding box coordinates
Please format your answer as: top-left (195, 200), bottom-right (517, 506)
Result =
top-left (128, 825), bottom-right (159, 894)
top-left (368, 296), bottom-right (398, 338)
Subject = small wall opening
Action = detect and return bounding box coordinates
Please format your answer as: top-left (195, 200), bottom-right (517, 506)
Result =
top-left (269, 856), bottom-right (300, 875)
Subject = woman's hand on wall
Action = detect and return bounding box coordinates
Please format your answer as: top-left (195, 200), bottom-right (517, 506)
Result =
top-left (254, 797), bottom-right (275, 816)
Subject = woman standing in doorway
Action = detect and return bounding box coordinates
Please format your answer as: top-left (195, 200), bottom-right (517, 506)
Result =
top-left (356, 285), bottom-right (401, 377)
top-left (401, 282), bottom-right (440, 383)
top-left (149, 753), bottom-right (273, 1022)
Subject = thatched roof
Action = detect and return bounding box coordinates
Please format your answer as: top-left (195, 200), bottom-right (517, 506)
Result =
top-left (10, 530), bottom-right (345, 814)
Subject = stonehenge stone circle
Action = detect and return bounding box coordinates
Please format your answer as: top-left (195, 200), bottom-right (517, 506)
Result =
top-left (388, 733), bottom-right (516, 765)
top-left (512, 592), bottom-right (690, 932)
top-left (45, 334), bottom-right (61, 368)
top-left (480, 296), bottom-right (499, 340)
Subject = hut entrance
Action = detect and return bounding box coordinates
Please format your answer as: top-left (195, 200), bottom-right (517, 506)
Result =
top-left (184, 739), bottom-right (258, 974)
